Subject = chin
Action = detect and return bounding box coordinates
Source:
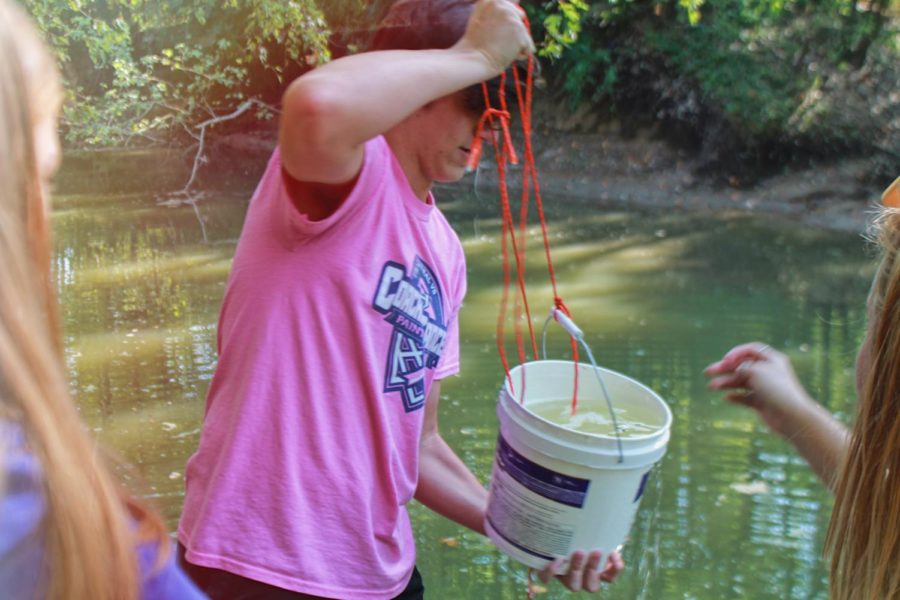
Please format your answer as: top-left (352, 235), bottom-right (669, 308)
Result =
top-left (435, 166), bottom-right (468, 184)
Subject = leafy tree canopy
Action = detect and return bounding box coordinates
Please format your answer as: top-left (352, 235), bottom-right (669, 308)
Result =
top-left (24, 0), bottom-right (900, 175)
top-left (25, 0), bottom-right (340, 146)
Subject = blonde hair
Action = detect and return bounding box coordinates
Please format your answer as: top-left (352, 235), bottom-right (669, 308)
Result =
top-left (0, 2), bottom-right (167, 598)
top-left (826, 206), bottom-right (900, 599)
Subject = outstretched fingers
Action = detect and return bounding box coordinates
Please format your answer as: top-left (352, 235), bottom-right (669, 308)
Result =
top-left (560, 551), bottom-right (587, 592)
top-left (538, 549), bottom-right (624, 591)
top-left (707, 371), bottom-right (746, 391)
top-left (600, 550), bottom-right (625, 583)
top-left (583, 550), bottom-right (604, 592)
top-left (537, 556), bottom-right (564, 584)
top-left (705, 342), bottom-right (771, 376)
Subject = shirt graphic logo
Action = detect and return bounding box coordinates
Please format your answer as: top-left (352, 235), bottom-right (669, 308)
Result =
top-left (372, 257), bottom-right (447, 412)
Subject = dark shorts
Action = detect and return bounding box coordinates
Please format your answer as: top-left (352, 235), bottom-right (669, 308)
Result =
top-left (176, 543), bottom-right (425, 600)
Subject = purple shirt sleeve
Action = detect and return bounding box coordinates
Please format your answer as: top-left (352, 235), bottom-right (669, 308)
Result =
top-left (0, 431), bottom-right (45, 598)
top-left (0, 426), bottom-right (206, 599)
top-left (138, 541), bottom-right (207, 599)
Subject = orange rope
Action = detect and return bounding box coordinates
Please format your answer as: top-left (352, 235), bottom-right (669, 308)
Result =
top-left (511, 46), bottom-right (581, 414)
top-left (468, 12), bottom-right (580, 412)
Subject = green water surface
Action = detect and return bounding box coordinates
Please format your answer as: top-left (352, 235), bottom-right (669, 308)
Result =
top-left (53, 151), bottom-right (873, 599)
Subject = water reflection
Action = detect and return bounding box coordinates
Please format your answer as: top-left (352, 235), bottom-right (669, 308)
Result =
top-left (53, 153), bottom-right (871, 599)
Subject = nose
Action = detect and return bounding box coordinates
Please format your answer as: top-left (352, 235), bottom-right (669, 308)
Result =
top-left (477, 121), bottom-right (500, 143)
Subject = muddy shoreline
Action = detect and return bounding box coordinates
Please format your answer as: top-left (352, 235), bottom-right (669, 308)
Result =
top-left (484, 128), bottom-right (880, 235)
top-left (212, 123), bottom-right (882, 235)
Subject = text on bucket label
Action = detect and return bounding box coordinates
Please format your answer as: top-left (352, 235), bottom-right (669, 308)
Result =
top-left (487, 435), bottom-right (591, 559)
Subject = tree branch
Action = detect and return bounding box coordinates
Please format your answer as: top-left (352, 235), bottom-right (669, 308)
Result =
top-left (176, 98), bottom-right (279, 195)
top-left (157, 98), bottom-right (281, 243)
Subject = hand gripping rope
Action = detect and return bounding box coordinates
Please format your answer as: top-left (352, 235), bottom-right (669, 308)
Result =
top-left (465, 10), bottom-right (583, 414)
top-left (465, 11), bottom-right (625, 462)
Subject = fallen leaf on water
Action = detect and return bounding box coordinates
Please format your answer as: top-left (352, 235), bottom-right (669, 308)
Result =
top-left (730, 480), bottom-right (770, 495)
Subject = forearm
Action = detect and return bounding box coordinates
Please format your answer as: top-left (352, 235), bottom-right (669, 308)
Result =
top-left (284, 46), bottom-right (495, 148)
top-left (779, 394), bottom-right (850, 492)
top-left (415, 433), bottom-right (488, 535)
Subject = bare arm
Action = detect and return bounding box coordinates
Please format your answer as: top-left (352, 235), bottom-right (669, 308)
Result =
top-left (705, 343), bottom-right (850, 491)
top-left (415, 380), bottom-right (488, 534)
top-left (279, 0), bottom-right (534, 187)
top-left (784, 402), bottom-right (850, 490)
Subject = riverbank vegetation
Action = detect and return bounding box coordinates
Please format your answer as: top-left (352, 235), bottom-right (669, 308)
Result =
top-left (528, 0), bottom-right (900, 181)
top-left (24, 0), bottom-right (900, 182)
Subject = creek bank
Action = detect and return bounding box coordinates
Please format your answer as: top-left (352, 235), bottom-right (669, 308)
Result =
top-left (209, 121), bottom-right (884, 235)
top-left (472, 127), bottom-right (882, 235)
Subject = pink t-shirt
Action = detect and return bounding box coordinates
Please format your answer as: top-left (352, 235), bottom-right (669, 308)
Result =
top-left (178, 136), bottom-right (467, 599)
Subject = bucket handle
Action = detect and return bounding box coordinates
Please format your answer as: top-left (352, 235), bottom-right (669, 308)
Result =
top-left (541, 307), bottom-right (625, 464)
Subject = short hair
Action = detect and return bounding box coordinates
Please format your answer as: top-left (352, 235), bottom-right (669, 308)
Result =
top-left (371, 0), bottom-right (476, 53)
top-left (371, 0), bottom-right (527, 115)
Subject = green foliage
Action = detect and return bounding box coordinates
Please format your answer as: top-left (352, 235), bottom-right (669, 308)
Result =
top-left (537, 0), bottom-right (592, 59)
top-left (534, 0), bottom-right (899, 159)
top-left (529, 1), bottom-right (710, 108)
top-left (643, 8), bottom-right (801, 135)
top-left (679, 0), bottom-right (704, 25)
top-left (24, 0), bottom-right (900, 163)
top-left (24, 0), bottom-right (333, 147)
top-left (642, 0), bottom-right (898, 140)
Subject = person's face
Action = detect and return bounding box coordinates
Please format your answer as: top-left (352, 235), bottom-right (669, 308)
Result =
top-left (33, 108), bottom-right (61, 208)
top-left (20, 34), bottom-right (62, 209)
top-left (411, 90), bottom-right (493, 184)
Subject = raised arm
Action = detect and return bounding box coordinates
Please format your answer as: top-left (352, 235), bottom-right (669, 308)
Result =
top-left (279, 0), bottom-right (533, 188)
top-left (705, 343), bottom-right (850, 490)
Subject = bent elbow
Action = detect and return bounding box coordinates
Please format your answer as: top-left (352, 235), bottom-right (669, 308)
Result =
top-left (280, 75), bottom-right (365, 183)
top-left (281, 76), bottom-right (345, 149)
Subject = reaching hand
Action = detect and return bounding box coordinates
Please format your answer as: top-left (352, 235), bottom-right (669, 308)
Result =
top-left (704, 342), bottom-right (816, 436)
top-left (537, 550), bottom-right (624, 593)
top-left (458, 0), bottom-right (535, 73)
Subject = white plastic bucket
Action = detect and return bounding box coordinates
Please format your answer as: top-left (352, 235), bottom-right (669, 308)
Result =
top-left (484, 360), bottom-right (672, 569)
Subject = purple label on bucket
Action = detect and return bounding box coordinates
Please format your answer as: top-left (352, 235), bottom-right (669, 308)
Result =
top-left (485, 514), bottom-right (557, 561)
top-left (496, 435), bottom-right (590, 508)
top-left (633, 470), bottom-right (651, 502)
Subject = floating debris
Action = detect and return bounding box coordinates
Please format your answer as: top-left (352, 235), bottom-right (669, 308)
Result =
top-left (730, 480), bottom-right (770, 495)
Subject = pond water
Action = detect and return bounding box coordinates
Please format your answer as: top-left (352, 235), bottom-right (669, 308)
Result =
top-left (53, 150), bottom-right (873, 599)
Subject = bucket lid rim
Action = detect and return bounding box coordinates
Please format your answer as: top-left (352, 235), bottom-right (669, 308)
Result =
top-left (502, 360), bottom-right (673, 439)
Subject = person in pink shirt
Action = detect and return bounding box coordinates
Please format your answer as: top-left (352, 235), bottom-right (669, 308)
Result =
top-left (177, 1), bottom-right (623, 597)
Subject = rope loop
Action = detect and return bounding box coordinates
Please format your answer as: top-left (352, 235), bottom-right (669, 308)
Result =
top-left (468, 13), bottom-right (582, 413)
top-left (553, 296), bottom-right (571, 316)
top-left (466, 108), bottom-right (516, 173)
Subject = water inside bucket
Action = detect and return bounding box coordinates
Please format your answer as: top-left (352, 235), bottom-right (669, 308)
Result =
top-left (528, 397), bottom-right (662, 437)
